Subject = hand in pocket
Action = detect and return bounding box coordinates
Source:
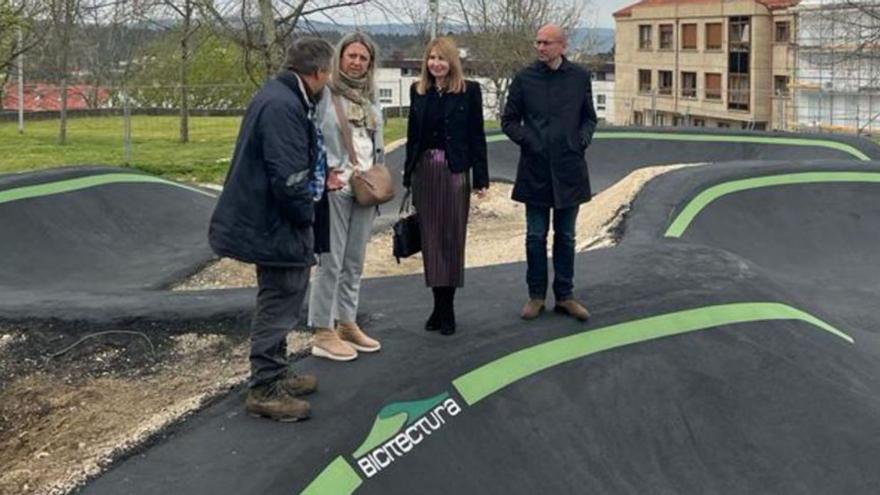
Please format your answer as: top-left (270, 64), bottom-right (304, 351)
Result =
top-left (327, 169), bottom-right (346, 191)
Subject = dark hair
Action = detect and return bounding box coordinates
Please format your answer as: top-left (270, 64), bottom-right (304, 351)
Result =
top-left (284, 37), bottom-right (334, 76)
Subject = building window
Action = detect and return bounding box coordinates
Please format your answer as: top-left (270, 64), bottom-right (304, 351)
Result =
top-left (705, 73), bottom-right (722, 100)
top-left (639, 25), bottom-right (652, 50)
top-left (681, 72), bottom-right (697, 98)
top-left (693, 118), bottom-right (706, 127)
top-left (775, 21), bottom-right (790, 43)
top-left (657, 113), bottom-right (667, 126)
top-left (682, 23), bottom-right (697, 50)
top-left (728, 74), bottom-right (750, 110)
top-left (596, 94), bottom-right (606, 111)
top-left (659, 24), bottom-right (674, 50)
top-left (639, 69), bottom-right (652, 93)
top-left (633, 111), bottom-right (644, 125)
top-left (717, 122), bottom-right (731, 129)
top-left (730, 16), bottom-right (750, 50)
top-left (658, 70), bottom-right (673, 95)
top-left (673, 116), bottom-right (684, 126)
top-left (379, 88), bottom-right (393, 104)
top-left (774, 75), bottom-right (790, 96)
top-left (706, 23), bottom-right (722, 50)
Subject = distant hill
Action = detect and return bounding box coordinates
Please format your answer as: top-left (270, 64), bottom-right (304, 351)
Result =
top-left (306, 22), bottom-right (615, 54)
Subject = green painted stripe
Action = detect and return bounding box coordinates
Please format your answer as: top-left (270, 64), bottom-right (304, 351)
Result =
top-left (664, 171), bottom-right (880, 238)
top-left (452, 302), bottom-right (852, 406)
top-left (300, 457), bottom-right (362, 495)
top-left (485, 131), bottom-right (871, 160)
top-left (0, 173), bottom-right (216, 205)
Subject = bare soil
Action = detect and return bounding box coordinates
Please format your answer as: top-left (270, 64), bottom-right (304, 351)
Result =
top-left (1, 163), bottom-right (698, 494)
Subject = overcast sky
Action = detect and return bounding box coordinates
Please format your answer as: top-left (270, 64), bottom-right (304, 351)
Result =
top-left (323, 0), bottom-right (636, 29)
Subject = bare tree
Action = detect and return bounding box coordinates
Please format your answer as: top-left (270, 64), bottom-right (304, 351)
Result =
top-left (50, 0), bottom-right (80, 144)
top-left (138, 0), bottom-right (203, 142)
top-left (451, 0), bottom-right (590, 119)
top-left (1, 0), bottom-right (48, 106)
top-left (197, 0), bottom-right (370, 85)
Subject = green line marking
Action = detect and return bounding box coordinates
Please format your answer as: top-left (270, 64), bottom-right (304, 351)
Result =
top-left (452, 302), bottom-right (852, 406)
top-left (485, 131), bottom-right (871, 160)
top-left (300, 457), bottom-right (362, 495)
top-left (0, 172), bottom-right (216, 205)
top-left (352, 393), bottom-right (449, 458)
top-left (665, 171), bottom-right (880, 238)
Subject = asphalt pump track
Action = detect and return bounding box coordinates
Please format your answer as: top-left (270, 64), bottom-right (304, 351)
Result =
top-left (2, 130), bottom-right (880, 493)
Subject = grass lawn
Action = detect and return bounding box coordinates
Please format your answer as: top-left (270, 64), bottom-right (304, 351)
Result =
top-left (0, 116), bottom-right (500, 184)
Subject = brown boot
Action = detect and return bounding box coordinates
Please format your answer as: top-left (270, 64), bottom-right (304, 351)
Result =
top-left (554, 298), bottom-right (591, 321)
top-left (277, 373), bottom-right (317, 397)
top-left (312, 328), bottom-right (358, 361)
top-left (337, 322), bottom-right (381, 352)
top-left (520, 298), bottom-right (546, 320)
top-left (246, 382), bottom-right (311, 422)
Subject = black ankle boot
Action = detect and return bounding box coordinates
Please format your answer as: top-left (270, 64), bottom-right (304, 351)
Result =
top-left (440, 288), bottom-right (456, 336)
top-left (425, 288), bottom-right (442, 331)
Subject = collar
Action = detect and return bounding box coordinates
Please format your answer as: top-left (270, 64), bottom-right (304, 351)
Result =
top-left (276, 70), bottom-right (315, 110)
top-left (535, 56), bottom-right (571, 73)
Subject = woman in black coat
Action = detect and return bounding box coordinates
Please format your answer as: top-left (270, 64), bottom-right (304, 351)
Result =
top-left (404, 36), bottom-right (489, 335)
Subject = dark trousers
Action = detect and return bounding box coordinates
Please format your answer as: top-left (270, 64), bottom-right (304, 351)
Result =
top-left (249, 265), bottom-right (310, 388)
top-left (525, 204), bottom-right (579, 301)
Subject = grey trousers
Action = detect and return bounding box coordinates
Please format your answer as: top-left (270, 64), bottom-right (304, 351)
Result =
top-left (308, 191), bottom-right (377, 329)
top-left (250, 265), bottom-right (310, 388)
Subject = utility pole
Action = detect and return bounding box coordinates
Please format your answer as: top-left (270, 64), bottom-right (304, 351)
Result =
top-left (17, 22), bottom-right (24, 134)
top-left (429, 0), bottom-right (439, 39)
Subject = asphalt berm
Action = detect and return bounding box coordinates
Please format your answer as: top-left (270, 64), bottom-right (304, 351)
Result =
top-left (2, 128), bottom-right (879, 494)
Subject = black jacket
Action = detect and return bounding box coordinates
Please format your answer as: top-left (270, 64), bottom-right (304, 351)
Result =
top-left (208, 71), bottom-right (330, 267)
top-left (404, 80), bottom-right (489, 189)
top-left (501, 58), bottom-right (598, 209)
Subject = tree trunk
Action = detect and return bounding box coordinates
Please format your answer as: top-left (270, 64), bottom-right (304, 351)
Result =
top-left (257, 0), bottom-right (278, 79)
top-left (179, 2), bottom-right (191, 144)
top-left (57, 0), bottom-right (75, 145)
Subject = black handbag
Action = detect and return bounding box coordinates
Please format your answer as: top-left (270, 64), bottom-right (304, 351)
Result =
top-left (392, 189), bottom-right (421, 263)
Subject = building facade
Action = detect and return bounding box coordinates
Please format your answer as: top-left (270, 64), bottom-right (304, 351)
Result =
top-left (614, 0), bottom-right (798, 129)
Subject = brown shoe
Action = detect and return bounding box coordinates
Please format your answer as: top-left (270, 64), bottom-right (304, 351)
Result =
top-left (278, 373), bottom-right (317, 397)
top-left (246, 382), bottom-right (311, 422)
top-left (337, 322), bottom-right (381, 352)
top-left (554, 298), bottom-right (591, 321)
top-left (312, 328), bottom-right (358, 361)
top-left (520, 298), bottom-right (546, 320)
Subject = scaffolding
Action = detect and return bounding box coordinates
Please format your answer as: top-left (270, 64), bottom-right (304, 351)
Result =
top-left (792, 0), bottom-right (880, 134)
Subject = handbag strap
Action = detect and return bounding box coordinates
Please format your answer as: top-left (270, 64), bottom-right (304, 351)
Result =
top-left (399, 188), bottom-right (413, 216)
top-left (331, 95), bottom-right (360, 170)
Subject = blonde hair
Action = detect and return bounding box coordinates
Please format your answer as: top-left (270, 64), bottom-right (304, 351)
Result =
top-left (416, 37), bottom-right (466, 95)
top-left (331, 31), bottom-right (379, 102)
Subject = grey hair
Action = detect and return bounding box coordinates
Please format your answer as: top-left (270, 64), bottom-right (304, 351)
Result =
top-left (284, 37), bottom-right (334, 76)
top-left (333, 31), bottom-right (380, 102)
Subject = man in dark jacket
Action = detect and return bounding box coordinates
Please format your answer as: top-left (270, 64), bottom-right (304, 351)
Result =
top-left (501, 24), bottom-right (598, 322)
top-left (208, 37), bottom-right (333, 422)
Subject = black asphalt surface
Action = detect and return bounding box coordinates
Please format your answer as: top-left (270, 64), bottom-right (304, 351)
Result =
top-left (78, 153), bottom-right (880, 493)
top-left (4, 131), bottom-right (880, 493)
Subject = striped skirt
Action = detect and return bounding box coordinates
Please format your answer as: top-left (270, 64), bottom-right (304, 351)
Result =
top-left (412, 149), bottom-right (470, 288)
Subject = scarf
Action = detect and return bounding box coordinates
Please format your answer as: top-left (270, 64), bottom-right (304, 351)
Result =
top-left (330, 70), bottom-right (377, 131)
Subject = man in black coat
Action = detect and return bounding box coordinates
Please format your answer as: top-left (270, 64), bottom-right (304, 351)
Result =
top-left (208, 37), bottom-right (333, 422)
top-left (502, 24), bottom-right (598, 322)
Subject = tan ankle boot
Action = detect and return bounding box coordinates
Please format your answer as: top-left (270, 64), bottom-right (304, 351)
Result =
top-left (312, 328), bottom-right (357, 361)
top-left (337, 322), bottom-right (381, 353)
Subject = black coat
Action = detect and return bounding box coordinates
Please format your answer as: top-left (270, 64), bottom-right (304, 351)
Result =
top-left (404, 80), bottom-right (489, 190)
top-left (501, 58), bottom-right (598, 209)
top-left (208, 71), bottom-right (330, 267)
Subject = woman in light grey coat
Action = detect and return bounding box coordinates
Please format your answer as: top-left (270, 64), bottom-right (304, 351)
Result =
top-left (309, 32), bottom-right (384, 361)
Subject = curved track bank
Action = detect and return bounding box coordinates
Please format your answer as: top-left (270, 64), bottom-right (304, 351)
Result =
top-left (68, 132), bottom-right (880, 494)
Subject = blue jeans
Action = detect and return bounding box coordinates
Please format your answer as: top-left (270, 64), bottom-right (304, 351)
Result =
top-left (525, 204), bottom-right (579, 301)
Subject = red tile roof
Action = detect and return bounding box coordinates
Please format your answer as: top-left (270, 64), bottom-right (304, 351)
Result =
top-left (614, 0), bottom-right (800, 18)
top-left (2, 83), bottom-right (110, 112)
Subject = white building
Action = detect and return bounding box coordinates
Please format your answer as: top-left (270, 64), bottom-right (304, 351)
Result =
top-left (792, 0), bottom-right (880, 133)
top-left (590, 62), bottom-right (616, 124)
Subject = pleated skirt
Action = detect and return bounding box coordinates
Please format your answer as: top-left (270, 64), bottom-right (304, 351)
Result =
top-left (412, 149), bottom-right (470, 288)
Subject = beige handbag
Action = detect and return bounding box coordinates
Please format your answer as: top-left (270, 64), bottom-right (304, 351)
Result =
top-left (332, 96), bottom-right (395, 206)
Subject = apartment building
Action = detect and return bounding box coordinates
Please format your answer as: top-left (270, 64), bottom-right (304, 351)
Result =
top-left (614, 0), bottom-right (798, 129)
